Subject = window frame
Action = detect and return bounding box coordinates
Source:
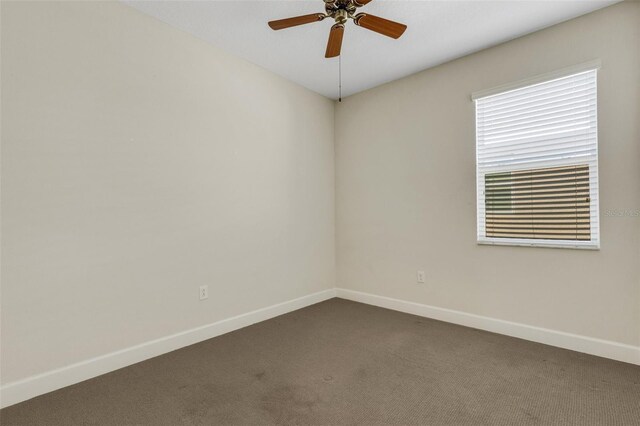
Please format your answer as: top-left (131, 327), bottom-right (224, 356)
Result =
top-left (473, 63), bottom-right (601, 250)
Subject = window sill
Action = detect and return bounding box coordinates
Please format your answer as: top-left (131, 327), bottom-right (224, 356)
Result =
top-left (477, 239), bottom-right (600, 250)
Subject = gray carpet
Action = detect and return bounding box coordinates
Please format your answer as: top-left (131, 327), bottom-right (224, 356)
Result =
top-left (1, 298), bottom-right (639, 425)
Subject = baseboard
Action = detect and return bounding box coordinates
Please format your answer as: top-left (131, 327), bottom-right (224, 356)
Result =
top-left (336, 288), bottom-right (640, 366)
top-left (3, 287), bottom-right (637, 409)
top-left (0, 288), bottom-right (337, 409)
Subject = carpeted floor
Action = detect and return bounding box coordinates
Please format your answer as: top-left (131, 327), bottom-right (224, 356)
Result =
top-left (1, 298), bottom-right (639, 425)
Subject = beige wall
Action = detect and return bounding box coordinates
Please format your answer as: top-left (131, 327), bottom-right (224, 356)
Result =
top-left (1, 1), bottom-right (335, 384)
top-left (336, 2), bottom-right (640, 346)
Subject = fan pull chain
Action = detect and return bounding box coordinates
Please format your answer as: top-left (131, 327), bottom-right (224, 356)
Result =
top-left (339, 53), bottom-right (342, 102)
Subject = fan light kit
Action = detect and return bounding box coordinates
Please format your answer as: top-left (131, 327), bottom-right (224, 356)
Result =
top-left (268, 0), bottom-right (407, 58)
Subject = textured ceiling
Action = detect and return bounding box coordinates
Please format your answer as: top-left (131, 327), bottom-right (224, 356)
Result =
top-left (123, 0), bottom-right (619, 99)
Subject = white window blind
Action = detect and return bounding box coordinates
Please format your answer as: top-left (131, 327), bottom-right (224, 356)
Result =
top-left (475, 69), bottom-right (599, 249)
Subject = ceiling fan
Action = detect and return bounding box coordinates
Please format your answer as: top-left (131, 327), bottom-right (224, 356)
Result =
top-left (268, 0), bottom-right (407, 58)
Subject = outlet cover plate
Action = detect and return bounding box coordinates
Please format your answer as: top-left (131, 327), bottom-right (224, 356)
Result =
top-left (199, 285), bottom-right (209, 300)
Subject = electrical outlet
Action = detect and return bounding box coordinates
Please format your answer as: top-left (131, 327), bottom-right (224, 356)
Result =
top-left (417, 271), bottom-right (426, 284)
top-left (199, 285), bottom-right (209, 300)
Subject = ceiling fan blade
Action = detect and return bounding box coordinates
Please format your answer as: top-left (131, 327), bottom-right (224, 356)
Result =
top-left (325, 24), bottom-right (345, 58)
top-left (354, 13), bottom-right (407, 39)
top-left (353, 0), bottom-right (373, 6)
top-left (268, 13), bottom-right (325, 30)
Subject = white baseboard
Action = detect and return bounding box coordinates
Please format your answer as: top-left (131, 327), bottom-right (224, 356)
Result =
top-left (336, 288), bottom-right (640, 366)
top-left (3, 287), bottom-right (637, 409)
top-left (0, 288), bottom-right (336, 409)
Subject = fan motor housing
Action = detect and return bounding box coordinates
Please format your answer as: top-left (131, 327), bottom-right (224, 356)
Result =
top-left (325, 0), bottom-right (357, 20)
top-left (334, 9), bottom-right (348, 24)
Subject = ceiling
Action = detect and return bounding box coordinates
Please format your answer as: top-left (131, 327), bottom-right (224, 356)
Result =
top-left (123, 0), bottom-right (619, 99)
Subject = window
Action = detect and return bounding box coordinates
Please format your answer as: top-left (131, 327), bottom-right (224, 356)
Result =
top-left (474, 67), bottom-right (599, 249)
